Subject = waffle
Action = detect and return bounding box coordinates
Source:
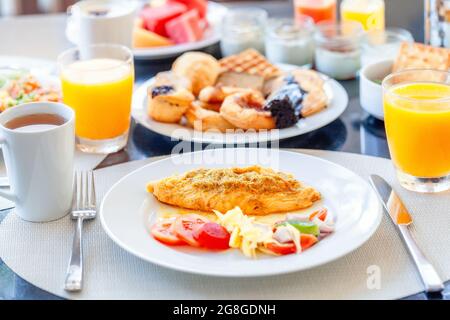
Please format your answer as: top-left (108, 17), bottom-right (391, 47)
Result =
top-left (393, 42), bottom-right (450, 72)
top-left (219, 49), bottom-right (282, 80)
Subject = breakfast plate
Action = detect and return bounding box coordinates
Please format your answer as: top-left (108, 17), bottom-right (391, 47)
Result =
top-left (0, 56), bottom-right (56, 74)
top-left (66, 2), bottom-right (227, 61)
top-left (100, 148), bottom-right (382, 277)
top-left (132, 65), bottom-right (349, 144)
top-left (0, 57), bottom-right (61, 112)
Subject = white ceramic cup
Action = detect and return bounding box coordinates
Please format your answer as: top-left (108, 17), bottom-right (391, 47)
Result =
top-left (0, 102), bottom-right (75, 222)
top-left (359, 59), bottom-right (394, 120)
top-left (66, 0), bottom-right (137, 51)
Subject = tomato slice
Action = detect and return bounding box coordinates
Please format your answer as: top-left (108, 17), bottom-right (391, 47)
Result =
top-left (173, 214), bottom-right (210, 247)
top-left (266, 234), bottom-right (319, 255)
top-left (300, 234), bottom-right (318, 250)
top-left (151, 220), bottom-right (185, 245)
top-left (265, 241), bottom-right (296, 255)
top-left (193, 222), bottom-right (230, 250)
top-left (309, 208), bottom-right (327, 222)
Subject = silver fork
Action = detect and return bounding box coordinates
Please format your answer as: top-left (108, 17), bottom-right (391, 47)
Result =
top-left (64, 171), bottom-right (96, 292)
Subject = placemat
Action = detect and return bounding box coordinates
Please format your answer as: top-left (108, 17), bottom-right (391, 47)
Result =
top-left (0, 149), bottom-right (449, 300)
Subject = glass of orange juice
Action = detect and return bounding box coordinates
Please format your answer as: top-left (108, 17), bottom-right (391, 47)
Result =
top-left (383, 69), bottom-right (450, 193)
top-left (58, 44), bottom-right (134, 153)
top-left (294, 0), bottom-right (336, 24)
top-left (341, 0), bottom-right (385, 31)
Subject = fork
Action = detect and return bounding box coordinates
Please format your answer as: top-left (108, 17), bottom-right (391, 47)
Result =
top-left (64, 171), bottom-right (96, 292)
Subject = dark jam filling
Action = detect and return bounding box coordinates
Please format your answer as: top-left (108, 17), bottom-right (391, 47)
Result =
top-left (151, 85), bottom-right (175, 98)
top-left (263, 77), bottom-right (307, 129)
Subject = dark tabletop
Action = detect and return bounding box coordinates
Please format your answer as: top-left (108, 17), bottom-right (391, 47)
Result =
top-left (0, 0), bottom-right (448, 300)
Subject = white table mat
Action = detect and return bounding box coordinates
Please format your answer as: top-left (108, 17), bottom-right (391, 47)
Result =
top-left (0, 149), bottom-right (449, 300)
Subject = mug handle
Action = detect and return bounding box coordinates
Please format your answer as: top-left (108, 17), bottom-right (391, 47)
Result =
top-left (0, 136), bottom-right (17, 202)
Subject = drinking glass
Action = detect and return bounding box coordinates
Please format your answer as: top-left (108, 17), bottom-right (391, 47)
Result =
top-left (265, 17), bottom-right (315, 67)
top-left (220, 8), bottom-right (268, 56)
top-left (58, 44), bottom-right (134, 153)
top-left (294, 0), bottom-right (337, 24)
top-left (383, 69), bottom-right (450, 193)
top-left (314, 20), bottom-right (363, 80)
top-left (341, 0), bottom-right (385, 31)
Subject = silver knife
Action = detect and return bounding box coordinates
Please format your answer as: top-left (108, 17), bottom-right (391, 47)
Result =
top-left (370, 174), bottom-right (444, 293)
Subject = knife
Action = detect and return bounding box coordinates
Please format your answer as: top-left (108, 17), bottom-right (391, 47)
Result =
top-left (369, 174), bottom-right (444, 293)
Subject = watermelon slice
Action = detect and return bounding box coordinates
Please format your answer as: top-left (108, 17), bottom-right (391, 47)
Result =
top-left (140, 2), bottom-right (187, 37)
top-left (165, 9), bottom-right (204, 44)
top-left (168, 0), bottom-right (208, 19)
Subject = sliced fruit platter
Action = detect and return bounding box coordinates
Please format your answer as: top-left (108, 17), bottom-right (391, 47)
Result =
top-left (133, 0), bottom-right (227, 60)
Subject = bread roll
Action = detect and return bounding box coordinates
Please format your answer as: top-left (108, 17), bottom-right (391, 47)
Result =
top-left (172, 52), bottom-right (220, 96)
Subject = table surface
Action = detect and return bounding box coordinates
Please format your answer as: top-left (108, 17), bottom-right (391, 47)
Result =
top-left (0, 1), bottom-right (448, 300)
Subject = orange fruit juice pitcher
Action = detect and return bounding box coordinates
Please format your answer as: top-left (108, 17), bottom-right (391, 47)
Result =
top-left (61, 58), bottom-right (134, 140)
top-left (383, 70), bottom-right (450, 193)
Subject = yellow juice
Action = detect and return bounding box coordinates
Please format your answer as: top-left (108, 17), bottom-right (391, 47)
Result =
top-left (384, 83), bottom-right (450, 178)
top-left (341, 0), bottom-right (385, 31)
top-left (61, 58), bottom-right (134, 140)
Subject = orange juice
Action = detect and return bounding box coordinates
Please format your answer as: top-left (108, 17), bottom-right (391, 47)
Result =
top-left (384, 83), bottom-right (450, 178)
top-left (341, 0), bottom-right (385, 31)
top-left (61, 58), bottom-right (134, 140)
top-left (294, 0), bottom-right (336, 24)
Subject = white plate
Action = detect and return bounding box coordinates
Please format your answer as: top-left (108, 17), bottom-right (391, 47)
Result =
top-left (0, 56), bottom-right (60, 91)
top-left (66, 2), bottom-right (228, 61)
top-left (132, 65), bottom-right (349, 144)
top-left (0, 56), bottom-right (56, 74)
top-left (100, 148), bottom-right (382, 277)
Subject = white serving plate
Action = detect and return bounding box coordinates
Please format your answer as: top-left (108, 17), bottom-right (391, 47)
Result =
top-left (132, 64), bottom-right (349, 144)
top-left (66, 2), bottom-right (228, 61)
top-left (100, 148), bottom-right (382, 277)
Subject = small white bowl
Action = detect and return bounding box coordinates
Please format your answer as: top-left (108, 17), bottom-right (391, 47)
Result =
top-left (359, 59), bottom-right (393, 120)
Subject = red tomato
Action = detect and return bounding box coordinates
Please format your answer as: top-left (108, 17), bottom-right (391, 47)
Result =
top-left (193, 222), bottom-right (230, 250)
top-left (173, 214), bottom-right (209, 247)
top-left (309, 208), bottom-right (327, 222)
top-left (266, 234), bottom-right (319, 255)
top-left (300, 234), bottom-right (318, 250)
top-left (265, 241), bottom-right (296, 255)
top-left (151, 220), bottom-right (185, 245)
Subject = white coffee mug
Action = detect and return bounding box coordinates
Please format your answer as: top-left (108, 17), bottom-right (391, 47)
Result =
top-left (0, 102), bottom-right (75, 222)
top-left (66, 0), bottom-right (138, 50)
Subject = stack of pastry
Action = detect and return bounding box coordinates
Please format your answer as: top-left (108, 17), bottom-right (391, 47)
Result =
top-left (147, 49), bottom-right (329, 132)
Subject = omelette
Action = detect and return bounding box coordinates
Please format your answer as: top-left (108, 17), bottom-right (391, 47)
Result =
top-left (146, 166), bottom-right (321, 215)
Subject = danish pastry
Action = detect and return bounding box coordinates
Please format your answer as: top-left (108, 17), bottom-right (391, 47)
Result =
top-left (172, 52), bottom-right (221, 95)
top-left (220, 91), bottom-right (275, 130)
top-left (147, 85), bottom-right (194, 123)
top-left (185, 101), bottom-right (235, 132)
top-left (198, 86), bottom-right (247, 105)
top-left (292, 70), bottom-right (328, 117)
top-left (267, 70), bottom-right (329, 117)
top-left (153, 71), bottom-right (192, 92)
